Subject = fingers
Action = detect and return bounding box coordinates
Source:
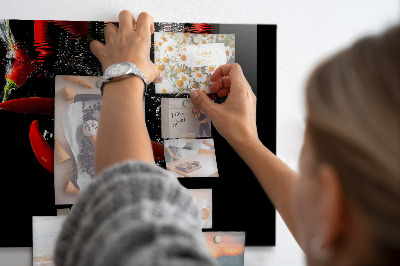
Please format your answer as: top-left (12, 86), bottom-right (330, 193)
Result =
top-left (217, 88), bottom-right (230, 97)
top-left (190, 90), bottom-right (217, 119)
top-left (210, 63), bottom-right (243, 83)
top-left (118, 10), bottom-right (135, 35)
top-left (104, 23), bottom-right (118, 44)
top-left (209, 76), bottom-right (231, 93)
top-left (136, 12), bottom-right (154, 35)
top-left (90, 40), bottom-right (105, 59)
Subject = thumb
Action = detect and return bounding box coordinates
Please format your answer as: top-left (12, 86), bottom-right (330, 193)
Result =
top-left (190, 90), bottom-right (216, 117)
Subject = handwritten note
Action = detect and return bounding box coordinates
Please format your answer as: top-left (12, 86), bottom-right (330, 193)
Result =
top-left (184, 43), bottom-right (226, 67)
top-left (162, 98), bottom-right (195, 138)
top-left (171, 111), bottom-right (186, 128)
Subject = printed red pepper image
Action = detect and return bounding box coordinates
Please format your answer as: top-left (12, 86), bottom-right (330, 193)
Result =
top-left (186, 23), bottom-right (213, 34)
top-left (3, 51), bottom-right (36, 102)
top-left (34, 20), bottom-right (54, 62)
top-left (29, 120), bottom-right (54, 173)
top-left (0, 97), bottom-right (54, 115)
top-left (151, 140), bottom-right (165, 161)
top-left (53, 21), bottom-right (89, 38)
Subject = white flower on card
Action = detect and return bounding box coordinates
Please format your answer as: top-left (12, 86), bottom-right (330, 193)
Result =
top-left (193, 70), bottom-right (207, 83)
top-left (166, 32), bottom-right (175, 39)
top-left (178, 72), bottom-right (190, 87)
top-left (199, 81), bottom-right (209, 93)
top-left (205, 65), bottom-right (217, 75)
top-left (192, 35), bottom-right (202, 44)
top-left (225, 46), bottom-right (233, 62)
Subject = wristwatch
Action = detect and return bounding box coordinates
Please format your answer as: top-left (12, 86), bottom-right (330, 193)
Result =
top-left (97, 62), bottom-right (148, 96)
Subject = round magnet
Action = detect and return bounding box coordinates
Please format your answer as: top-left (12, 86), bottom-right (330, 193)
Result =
top-left (192, 35), bottom-right (201, 44)
top-left (183, 99), bottom-right (191, 107)
top-left (214, 235), bottom-right (222, 244)
top-left (96, 80), bottom-right (102, 88)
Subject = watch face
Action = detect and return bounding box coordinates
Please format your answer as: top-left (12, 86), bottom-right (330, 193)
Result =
top-left (106, 62), bottom-right (131, 77)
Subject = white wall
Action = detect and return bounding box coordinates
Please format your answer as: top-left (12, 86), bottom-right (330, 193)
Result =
top-left (0, 1), bottom-right (398, 265)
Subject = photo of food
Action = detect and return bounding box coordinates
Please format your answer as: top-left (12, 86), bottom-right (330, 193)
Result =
top-left (54, 75), bottom-right (102, 204)
top-left (189, 189), bottom-right (212, 228)
top-left (164, 138), bottom-right (218, 177)
top-left (154, 32), bottom-right (235, 94)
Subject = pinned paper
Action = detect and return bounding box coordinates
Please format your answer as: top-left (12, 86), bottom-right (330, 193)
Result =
top-left (163, 138), bottom-right (218, 177)
top-left (57, 208), bottom-right (70, 216)
top-left (190, 189), bottom-right (213, 228)
top-left (33, 216), bottom-right (66, 265)
top-left (185, 43), bottom-right (226, 67)
top-left (161, 98), bottom-right (212, 139)
top-left (203, 231), bottom-right (246, 266)
top-left (154, 32), bottom-right (235, 94)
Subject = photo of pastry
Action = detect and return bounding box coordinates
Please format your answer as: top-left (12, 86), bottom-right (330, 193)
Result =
top-left (54, 75), bottom-right (102, 204)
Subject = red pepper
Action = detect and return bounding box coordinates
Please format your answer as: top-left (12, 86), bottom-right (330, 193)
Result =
top-left (29, 120), bottom-right (54, 173)
top-left (53, 21), bottom-right (89, 37)
top-left (186, 23), bottom-right (213, 34)
top-left (2, 50), bottom-right (36, 102)
top-left (0, 97), bottom-right (54, 115)
top-left (34, 20), bottom-right (53, 62)
top-left (13, 47), bottom-right (30, 62)
top-left (5, 59), bottom-right (36, 87)
top-left (151, 141), bottom-right (165, 161)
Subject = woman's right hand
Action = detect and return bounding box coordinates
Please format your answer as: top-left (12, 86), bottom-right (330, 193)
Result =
top-left (189, 63), bottom-right (258, 147)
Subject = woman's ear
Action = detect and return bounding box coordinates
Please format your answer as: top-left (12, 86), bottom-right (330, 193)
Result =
top-left (316, 164), bottom-right (347, 251)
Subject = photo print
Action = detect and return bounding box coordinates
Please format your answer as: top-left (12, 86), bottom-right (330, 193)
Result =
top-left (204, 231), bottom-right (246, 266)
top-left (54, 76), bottom-right (151, 205)
top-left (33, 216), bottom-right (66, 266)
top-left (164, 138), bottom-right (218, 177)
top-left (161, 98), bottom-right (212, 139)
top-left (189, 189), bottom-right (212, 228)
top-left (54, 75), bottom-right (102, 204)
top-left (154, 32), bottom-right (235, 94)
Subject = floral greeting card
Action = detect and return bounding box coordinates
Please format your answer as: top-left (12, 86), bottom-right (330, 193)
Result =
top-left (154, 33), bottom-right (235, 94)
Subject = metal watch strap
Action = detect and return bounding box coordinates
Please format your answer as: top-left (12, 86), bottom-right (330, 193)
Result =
top-left (99, 62), bottom-right (148, 96)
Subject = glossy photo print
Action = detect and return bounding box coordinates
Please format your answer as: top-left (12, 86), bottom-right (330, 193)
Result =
top-left (54, 75), bottom-right (150, 204)
top-left (154, 32), bottom-right (235, 94)
top-left (54, 75), bottom-right (103, 204)
top-left (164, 138), bottom-right (218, 177)
top-left (189, 189), bottom-right (212, 228)
top-left (33, 216), bottom-right (66, 266)
top-left (204, 231), bottom-right (246, 266)
top-left (161, 97), bottom-right (212, 139)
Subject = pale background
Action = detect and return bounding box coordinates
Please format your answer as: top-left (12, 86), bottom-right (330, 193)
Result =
top-left (0, 1), bottom-right (398, 265)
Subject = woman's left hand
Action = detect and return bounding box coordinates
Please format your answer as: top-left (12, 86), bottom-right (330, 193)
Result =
top-left (90, 10), bottom-right (163, 83)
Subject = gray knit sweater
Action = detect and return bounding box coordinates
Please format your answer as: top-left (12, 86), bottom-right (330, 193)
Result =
top-left (55, 160), bottom-right (217, 266)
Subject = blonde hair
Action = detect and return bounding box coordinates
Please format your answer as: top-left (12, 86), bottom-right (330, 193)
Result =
top-left (305, 25), bottom-right (400, 264)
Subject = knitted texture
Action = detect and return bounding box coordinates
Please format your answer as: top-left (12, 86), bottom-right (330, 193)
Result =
top-left (54, 160), bottom-right (217, 266)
